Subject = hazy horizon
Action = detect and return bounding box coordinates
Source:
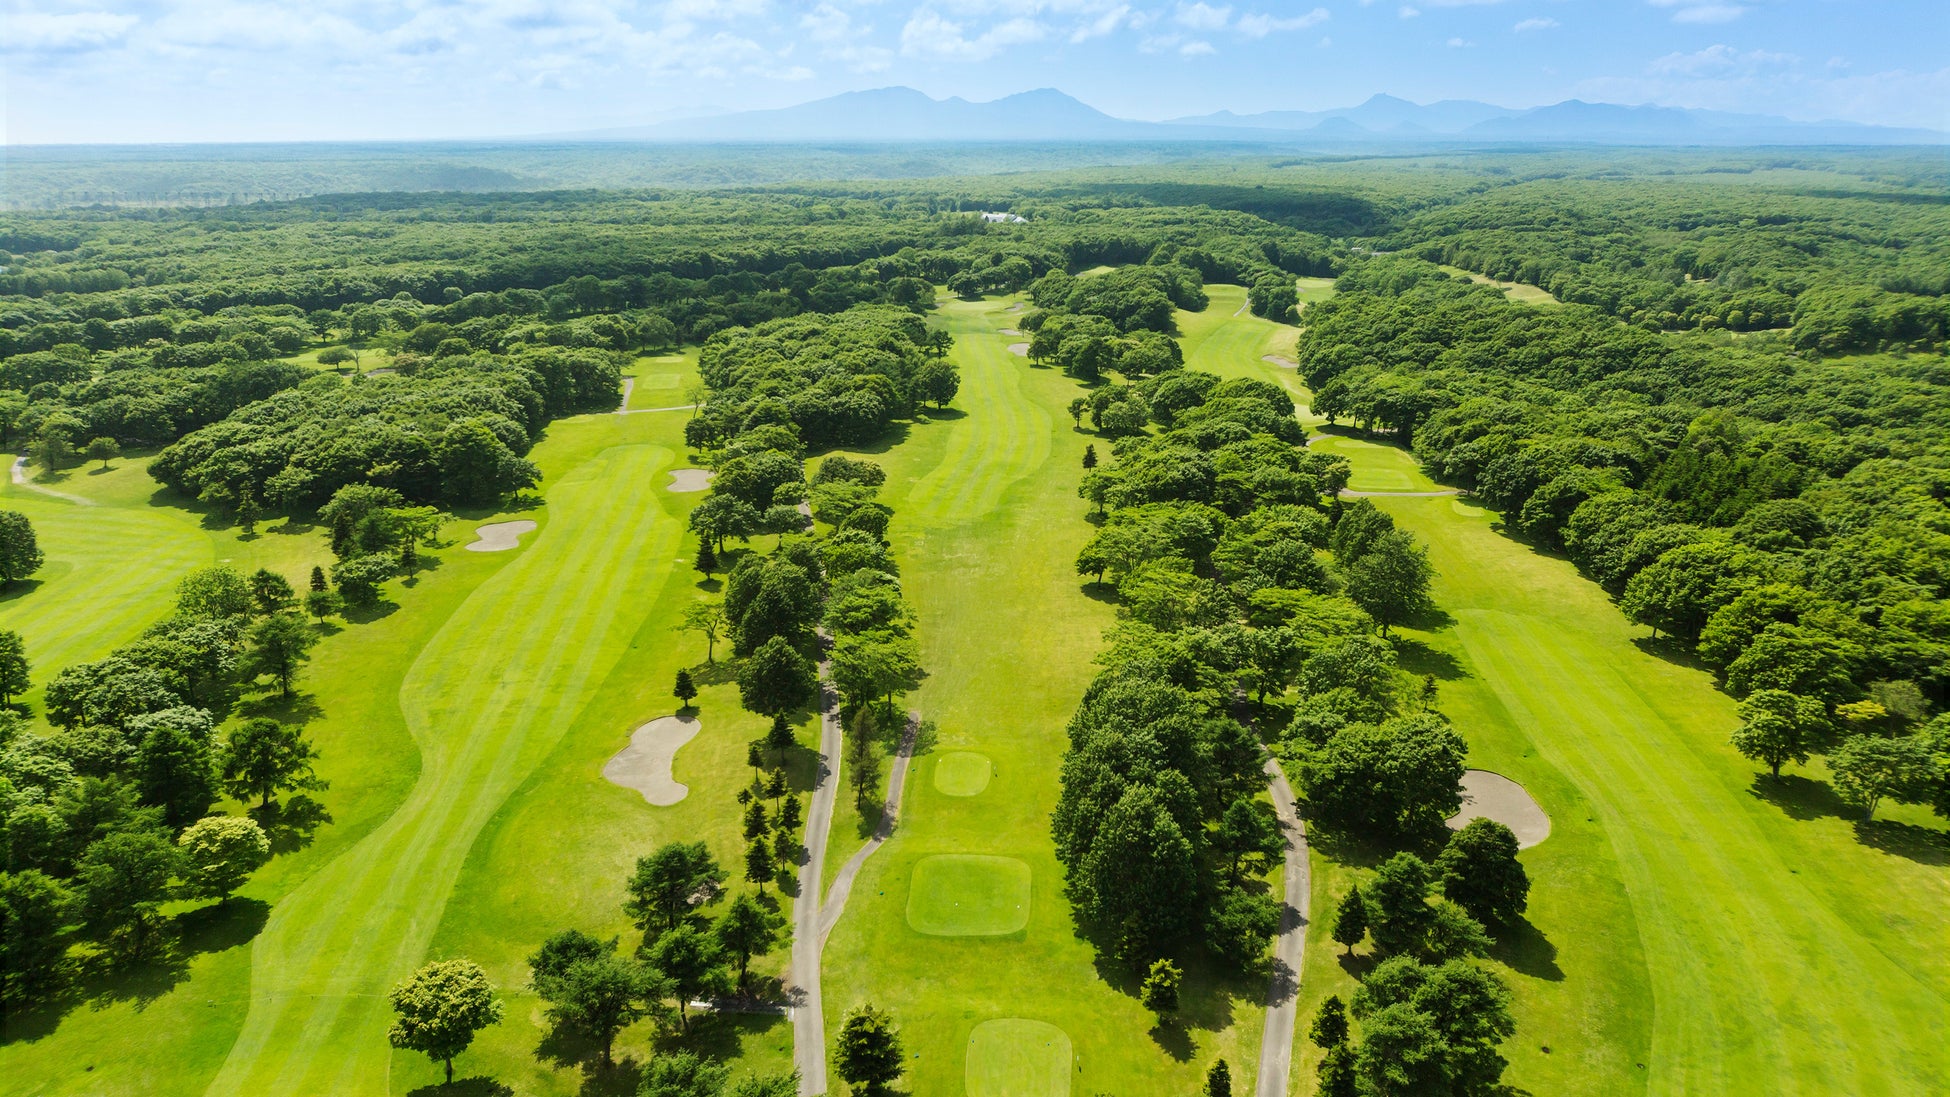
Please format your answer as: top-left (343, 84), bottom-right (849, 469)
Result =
top-left (6, 1), bottom-right (1948, 144)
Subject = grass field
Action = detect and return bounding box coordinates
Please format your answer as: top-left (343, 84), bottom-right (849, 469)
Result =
top-left (818, 295), bottom-right (1268, 1096)
top-left (1437, 264), bottom-right (1561, 306)
top-left (3, 349), bottom-right (800, 1093)
top-left (1190, 290), bottom-right (1950, 1095)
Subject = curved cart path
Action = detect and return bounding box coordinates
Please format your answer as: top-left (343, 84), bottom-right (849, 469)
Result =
top-left (10, 456), bottom-right (96, 505)
top-left (1255, 756), bottom-right (1312, 1097)
top-left (615, 376), bottom-right (636, 412)
top-left (790, 661), bottom-right (844, 1095)
top-left (816, 715), bottom-right (919, 944)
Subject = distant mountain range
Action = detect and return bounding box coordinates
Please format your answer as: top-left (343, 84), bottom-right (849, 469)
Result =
top-left (568, 87), bottom-right (1943, 146)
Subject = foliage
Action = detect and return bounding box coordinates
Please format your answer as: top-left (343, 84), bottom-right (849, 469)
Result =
top-left (387, 959), bottom-right (504, 1085)
top-left (834, 1004), bottom-right (904, 1097)
top-left (177, 814), bottom-right (271, 902)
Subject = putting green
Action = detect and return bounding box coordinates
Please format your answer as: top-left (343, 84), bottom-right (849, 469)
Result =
top-left (966, 1019), bottom-right (1073, 1097)
top-left (933, 751), bottom-right (993, 796)
top-left (906, 854), bottom-right (1032, 936)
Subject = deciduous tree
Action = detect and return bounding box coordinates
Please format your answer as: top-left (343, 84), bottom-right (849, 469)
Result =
top-left (177, 814), bottom-right (271, 903)
top-left (388, 959), bottom-right (503, 1086)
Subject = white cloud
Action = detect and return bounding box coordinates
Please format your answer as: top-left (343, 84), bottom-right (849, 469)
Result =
top-left (1513, 17), bottom-right (1557, 32)
top-left (1649, 0), bottom-right (1749, 24)
top-left (1180, 38), bottom-right (1216, 54)
top-left (1237, 8), bottom-right (1330, 37)
top-left (1649, 43), bottom-right (1797, 77)
top-left (3, 10), bottom-right (140, 53)
top-left (1174, 3), bottom-right (1233, 31)
top-left (1447, 36), bottom-right (1471, 47)
top-left (1399, 6), bottom-right (1421, 19)
top-left (899, 9), bottom-right (1047, 61)
top-left (1070, 5), bottom-right (1132, 42)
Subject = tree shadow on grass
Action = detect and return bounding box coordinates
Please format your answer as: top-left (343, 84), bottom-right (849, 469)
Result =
top-left (1853, 819), bottom-right (1950, 866)
top-left (1489, 915), bottom-right (1563, 982)
top-left (233, 691), bottom-right (324, 726)
top-left (255, 794), bottom-right (333, 855)
top-left (1746, 773), bottom-right (1850, 822)
top-left (1629, 634), bottom-right (1715, 674)
top-left (921, 407), bottom-right (967, 422)
top-left (0, 578), bottom-right (46, 606)
top-left (536, 1025), bottom-right (645, 1097)
top-left (1079, 581), bottom-right (1121, 606)
top-left (406, 1077), bottom-right (515, 1097)
top-left (1391, 637), bottom-right (1466, 681)
top-left (342, 600), bottom-right (400, 625)
top-left (174, 897), bottom-right (270, 958)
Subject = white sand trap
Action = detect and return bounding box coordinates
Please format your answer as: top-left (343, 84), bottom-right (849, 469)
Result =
top-left (667, 468), bottom-right (713, 493)
top-left (1448, 769), bottom-right (1550, 848)
top-left (1007, 342), bottom-right (1030, 357)
top-left (1005, 302), bottom-right (1025, 312)
top-left (998, 327), bottom-right (1022, 336)
top-left (1262, 354), bottom-right (1300, 368)
top-left (466, 520), bottom-right (537, 552)
top-left (603, 714), bottom-right (701, 806)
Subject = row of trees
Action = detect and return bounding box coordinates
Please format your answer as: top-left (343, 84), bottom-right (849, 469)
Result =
top-left (1, 563), bottom-right (330, 1005)
top-left (1298, 258), bottom-right (1950, 827)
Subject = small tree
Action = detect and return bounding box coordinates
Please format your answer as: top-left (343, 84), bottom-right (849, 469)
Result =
top-left (549, 953), bottom-right (655, 1068)
top-left (1082, 443), bottom-right (1098, 470)
top-left (695, 540), bottom-right (719, 579)
top-left (834, 1004), bottom-right (904, 1097)
top-left (679, 601), bottom-right (727, 664)
top-left (739, 635), bottom-right (818, 717)
top-left (713, 891), bottom-right (784, 993)
top-left (0, 628), bottom-right (30, 707)
top-left (1731, 689), bottom-right (1825, 779)
top-left (1332, 883), bottom-right (1369, 956)
top-left (304, 587), bottom-right (344, 623)
top-left (642, 1051), bottom-right (730, 1097)
top-left (625, 841), bottom-right (725, 940)
top-left (766, 713), bottom-right (795, 765)
top-left (1316, 1043), bottom-right (1358, 1097)
top-left (1434, 818), bottom-right (1530, 929)
top-left (744, 837), bottom-right (775, 894)
top-left (1204, 1059), bottom-right (1232, 1097)
top-left (75, 830), bottom-right (182, 959)
top-left (0, 510), bottom-right (43, 587)
top-left (1140, 958), bottom-right (1182, 1022)
top-left (743, 799), bottom-right (770, 841)
top-left (0, 869), bottom-right (69, 1006)
top-left (178, 815), bottom-right (272, 904)
top-left (647, 922), bottom-right (730, 1031)
top-left (1828, 734), bottom-right (1936, 821)
top-left (241, 613), bottom-right (319, 697)
top-left (250, 568), bottom-right (296, 615)
top-left (779, 793), bottom-right (803, 831)
top-left (236, 490), bottom-right (261, 536)
top-left (309, 565), bottom-right (329, 593)
top-left (674, 669), bottom-right (699, 709)
top-left (1366, 853), bottom-right (1433, 956)
top-left (388, 959), bottom-right (503, 1086)
top-left (220, 717), bottom-right (324, 809)
top-left (845, 707), bottom-right (883, 812)
top-left (86, 436), bottom-right (121, 469)
top-left (1310, 994), bottom-right (1350, 1048)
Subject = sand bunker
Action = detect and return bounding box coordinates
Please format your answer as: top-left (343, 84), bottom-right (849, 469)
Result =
top-left (667, 468), bottom-right (713, 493)
top-left (1447, 769), bottom-right (1550, 848)
top-left (1007, 342), bottom-right (1030, 357)
top-left (465, 520), bottom-right (537, 552)
top-left (1005, 302), bottom-right (1025, 312)
top-left (998, 327), bottom-right (1022, 336)
top-left (1262, 354), bottom-right (1300, 368)
top-left (603, 715), bottom-right (702, 806)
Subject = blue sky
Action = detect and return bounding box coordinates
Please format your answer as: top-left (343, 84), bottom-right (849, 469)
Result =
top-left (5, 1), bottom-right (1946, 142)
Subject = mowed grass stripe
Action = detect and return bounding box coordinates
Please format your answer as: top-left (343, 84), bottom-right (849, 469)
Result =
top-left (0, 490), bottom-right (211, 684)
top-left (207, 444), bottom-right (679, 1097)
top-left (1388, 497), bottom-right (1947, 1094)
top-left (906, 304), bottom-right (1047, 524)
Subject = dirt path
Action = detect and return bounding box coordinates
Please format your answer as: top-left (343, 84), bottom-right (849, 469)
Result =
top-left (816, 714), bottom-right (918, 944)
top-left (619, 403), bottom-right (698, 415)
top-left (1255, 756), bottom-right (1311, 1097)
top-left (791, 633), bottom-right (843, 1095)
top-left (9, 456), bottom-right (96, 506)
top-left (616, 376), bottom-right (636, 412)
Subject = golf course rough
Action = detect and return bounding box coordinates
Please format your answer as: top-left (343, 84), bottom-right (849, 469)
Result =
top-left (204, 442), bottom-right (683, 1097)
top-left (933, 751), bottom-right (994, 796)
top-left (906, 854), bottom-right (1033, 936)
top-left (966, 1018), bottom-right (1074, 1097)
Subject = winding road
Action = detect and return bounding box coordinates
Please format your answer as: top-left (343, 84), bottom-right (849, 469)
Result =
top-left (1255, 757), bottom-right (1312, 1097)
top-left (789, 663), bottom-right (844, 1096)
top-left (816, 715), bottom-right (918, 944)
top-left (10, 455), bottom-right (96, 505)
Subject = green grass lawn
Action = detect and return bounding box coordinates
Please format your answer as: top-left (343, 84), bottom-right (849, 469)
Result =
top-left (1, 403), bottom-right (794, 1094)
top-left (819, 295), bottom-right (1268, 1096)
top-left (1189, 289), bottom-right (1950, 1095)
